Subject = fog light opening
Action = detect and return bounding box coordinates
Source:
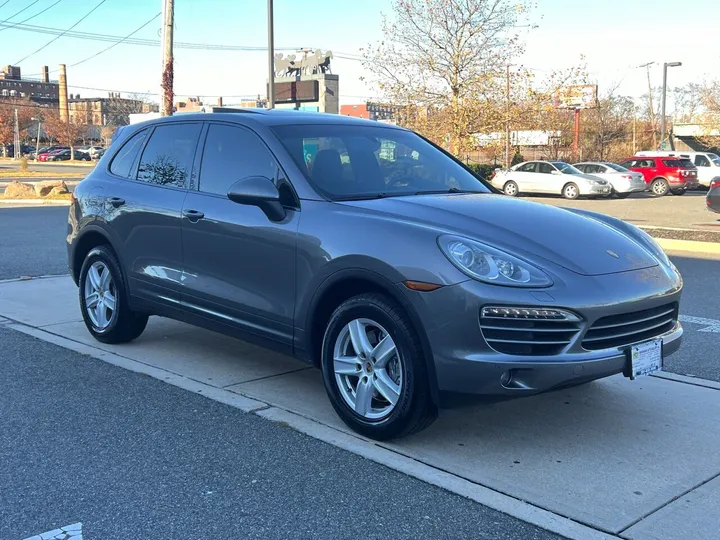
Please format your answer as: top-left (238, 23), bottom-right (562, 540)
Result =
top-left (500, 370), bottom-right (513, 387)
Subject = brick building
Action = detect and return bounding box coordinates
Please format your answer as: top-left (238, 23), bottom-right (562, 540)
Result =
top-left (69, 93), bottom-right (157, 126)
top-left (341, 102), bottom-right (399, 122)
top-left (0, 65), bottom-right (59, 103)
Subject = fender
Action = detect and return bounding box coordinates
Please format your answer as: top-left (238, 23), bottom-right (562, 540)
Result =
top-left (302, 266), bottom-right (440, 405)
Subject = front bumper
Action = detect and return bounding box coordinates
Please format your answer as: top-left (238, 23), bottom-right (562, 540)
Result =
top-left (582, 184), bottom-right (612, 195)
top-left (402, 263), bottom-right (683, 397)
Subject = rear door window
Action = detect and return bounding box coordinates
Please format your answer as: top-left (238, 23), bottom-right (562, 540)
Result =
top-left (136, 123), bottom-right (202, 188)
top-left (109, 129), bottom-right (148, 178)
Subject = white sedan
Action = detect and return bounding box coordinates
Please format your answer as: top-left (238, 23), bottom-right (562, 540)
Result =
top-left (574, 162), bottom-right (647, 198)
top-left (490, 161), bottom-right (612, 199)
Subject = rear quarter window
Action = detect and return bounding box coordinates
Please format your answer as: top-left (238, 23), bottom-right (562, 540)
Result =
top-left (109, 129), bottom-right (148, 178)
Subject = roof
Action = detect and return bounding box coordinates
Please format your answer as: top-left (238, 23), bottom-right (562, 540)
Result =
top-left (127, 108), bottom-right (405, 131)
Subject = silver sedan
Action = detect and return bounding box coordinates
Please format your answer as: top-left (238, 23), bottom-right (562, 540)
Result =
top-left (491, 160), bottom-right (612, 199)
top-left (574, 162), bottom-right (647, 198)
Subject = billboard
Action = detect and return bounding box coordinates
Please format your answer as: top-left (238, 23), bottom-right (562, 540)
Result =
top-left (553, 85), bottom-right (598, 110)
top-left (271, 80), bottom-right (320, 103)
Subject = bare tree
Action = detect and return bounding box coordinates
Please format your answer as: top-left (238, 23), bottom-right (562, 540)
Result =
top-left (43, 109), bottom-right (88, 160)
top-left (363, 0), bottom-right (532, 153)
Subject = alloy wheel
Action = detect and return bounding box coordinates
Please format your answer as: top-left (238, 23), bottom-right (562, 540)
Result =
top-left (564, 184), bottom-right (578, 199)
top-left (83, 261), bottom-right (117, 330)
top-left (333, 318), bottom-right (403, 420)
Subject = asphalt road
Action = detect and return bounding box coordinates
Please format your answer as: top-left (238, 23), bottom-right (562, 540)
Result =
top-left (1, 205), bottom-right (718, 384)
top-left (526, 190), bottom-right (720, 231)
top-left (0, 206), bottom-right (69, 279)
top-left (0, 325), bottom-right (560, 540)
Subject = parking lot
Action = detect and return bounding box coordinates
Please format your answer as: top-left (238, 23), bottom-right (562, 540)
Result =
top-left (0, 202), bottom-right (719, 540)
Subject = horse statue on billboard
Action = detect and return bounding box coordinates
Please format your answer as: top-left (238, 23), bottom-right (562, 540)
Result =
top-left (274, 50), bottom-right (333, 77)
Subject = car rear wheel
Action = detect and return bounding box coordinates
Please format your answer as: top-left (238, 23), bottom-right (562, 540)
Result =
top-left (79, 245), bottom-right (148, 344)
top-left (503, 181), bottom-right (519, 196)
top-left (651, 178), bottom-right (669, 196)
top-left (321, 293), bottom-right (437, 441)
top-left (562, 183), bottom-right (579, 199)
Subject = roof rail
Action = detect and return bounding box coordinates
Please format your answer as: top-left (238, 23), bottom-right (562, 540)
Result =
top-left (206, 106), bottom-right (265, 114)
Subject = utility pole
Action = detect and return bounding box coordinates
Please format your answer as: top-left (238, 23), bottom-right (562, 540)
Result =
top-left (505, 64), bottom-right (510, 168)
top-left (572, 108), bottom-right (580, 160)
top-left (13, 108), bottom-right (20, 160)
top-left (267, 0), bottom-right (275, 109)
top-left (639, 62), bottom-right (656, 149)
top-left (161, 0), bottom-right (174, 116)
top-left (35, 118), bottom-right (42, 161)
top-left (660, 61), bottom-right (682, 150)
top-left (632, 100), bottom-right (637, 155)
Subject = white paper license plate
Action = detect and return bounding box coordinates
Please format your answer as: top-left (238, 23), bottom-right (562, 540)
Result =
top-left (629, 339), bottom-right (662, 379)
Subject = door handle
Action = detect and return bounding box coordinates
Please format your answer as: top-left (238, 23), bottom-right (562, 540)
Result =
top-left (183, 209), bottom-right (205, 222)
top-left (109, 197), bottom-right (125, 208)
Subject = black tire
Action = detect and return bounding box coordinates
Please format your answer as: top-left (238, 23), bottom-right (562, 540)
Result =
top-left (503, 180), bottom-right (519, 197)
top-left (78, 245), bottom-right (148, 344)
top-left (671, 188), bottom-right (686, 195)
top-left (321, 293), bottom-right (438, 441)
top-left (650, 178), bottom-right (669, 196)
top-left (562, 182), bottom-right (580, 199)
top-left (615, 192), bottom-right (630, 199)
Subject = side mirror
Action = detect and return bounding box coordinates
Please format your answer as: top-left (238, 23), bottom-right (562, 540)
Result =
top-left (227, 176), bottom-right (286, 222)
top-left (551, 169), bottom-right (561, 175)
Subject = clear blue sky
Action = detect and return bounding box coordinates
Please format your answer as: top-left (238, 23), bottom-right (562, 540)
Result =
top-left (1, 0), bottom-right (717, 107)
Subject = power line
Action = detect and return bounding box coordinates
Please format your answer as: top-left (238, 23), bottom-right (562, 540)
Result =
top-left (70, 12), bottom-right (161, 68)
top-left (14, 0), bottom-right (109, 64)
top-left (1, 0), bottom-right (42, 23)
top-left (0, 0), bottom-right (63, 33)
top-left (0, 1), bottom-right (12, 10)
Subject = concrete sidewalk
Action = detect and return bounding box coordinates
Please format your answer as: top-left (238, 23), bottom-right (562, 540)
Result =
top-left (1, 276), bottom-right (719, 540)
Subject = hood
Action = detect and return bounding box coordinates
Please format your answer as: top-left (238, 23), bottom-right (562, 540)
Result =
top-left (341, 194), bottom-right (658, 276)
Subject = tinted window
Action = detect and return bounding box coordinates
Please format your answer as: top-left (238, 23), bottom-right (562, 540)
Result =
top-left (110, 129), bottom-right (148, 178)
top-left (518, 162), bottom-right (536, 172)
top-left (605, 162), bottom-right (629, 172)
top-left (538, 162), bottom-right (554, 174)
top-left (552, 162), bottom-right (583, 174)
top-left (272, 124), bottom-right (490, 199)
top-left (695, 155), bottom-right (710, 167)
top-left (137, 123), bottom-right (202, 187)
top-left (199, 124), bottom-right (279, 196)
top-left (709, 154), bottom-right (720, 166)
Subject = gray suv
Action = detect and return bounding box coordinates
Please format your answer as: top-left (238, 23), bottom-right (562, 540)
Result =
top-left (67, 110), bottom-right (683, 440)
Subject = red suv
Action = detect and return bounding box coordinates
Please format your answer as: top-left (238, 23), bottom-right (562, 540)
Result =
top-left (619, 156), bottom-right (699, 196)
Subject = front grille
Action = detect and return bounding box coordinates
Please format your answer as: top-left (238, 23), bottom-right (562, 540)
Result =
top-left (480, 307), bottom-right (582, 356)
top-left (582, 303), bottom-right (678, 351)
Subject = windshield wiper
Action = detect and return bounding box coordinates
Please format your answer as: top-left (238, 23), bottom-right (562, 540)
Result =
top-left (413, 187), bottom-right (479, 195)
top-left (334, 193), bottom-right (392, 201)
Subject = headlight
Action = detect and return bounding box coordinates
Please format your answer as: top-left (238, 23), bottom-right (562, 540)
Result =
top-left (438, 235), bottom-right (552, 287)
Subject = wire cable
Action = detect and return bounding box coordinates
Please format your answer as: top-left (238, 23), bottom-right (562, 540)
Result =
top-left (0, 0), bottom-right (63, 33)
top-left (1, 0), bottom-right (42, 24)
top-left (14, 0), bottom-right (109, 64)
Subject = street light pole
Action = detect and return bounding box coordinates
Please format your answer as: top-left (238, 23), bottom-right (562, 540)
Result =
top-left (660, 61), bottom-right (682, 149)
top-left (32, 117), bottom-right (42, 161)
top-left (267, 0), bottom-right (275, 109)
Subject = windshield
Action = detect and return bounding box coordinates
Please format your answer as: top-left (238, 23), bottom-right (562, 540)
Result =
top-left (604, 162), bottom-right (629, 172)
top-left (709, 154), bottom-right (720, 166)
top-left (271, 124), bottom-right (491, 200)
top-left (552, 162), bottom-right (583, 175)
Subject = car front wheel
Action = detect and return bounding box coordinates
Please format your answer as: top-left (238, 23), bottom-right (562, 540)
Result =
top-left (321, 293), bottom-right (437, 440)
top-left (79, 245), bottom-right (148, 344)
top-left (562, 183), bottom-right (580, 199)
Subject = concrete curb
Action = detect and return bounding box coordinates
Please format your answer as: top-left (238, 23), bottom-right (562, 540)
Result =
top-left (654, 238), bottom-right (720, 254)
top-left (0, 198), bottom-right (71, 205)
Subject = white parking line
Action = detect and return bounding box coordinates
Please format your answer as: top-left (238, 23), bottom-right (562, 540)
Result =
top-left (22, 522), bottom-right (82, 540)
top-left (679, 315), bottom-right (720, 333)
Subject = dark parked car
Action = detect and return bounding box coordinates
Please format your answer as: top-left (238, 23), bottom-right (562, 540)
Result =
top-left (707, 177), bottom-right (720, 213)
top-left (67, 110), bottom-right (684, 440)
top-left (46, 149), bottom-right (72, 161)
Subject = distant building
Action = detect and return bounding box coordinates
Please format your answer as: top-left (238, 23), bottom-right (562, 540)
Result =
top-left (70, 93), bottom-right (158, 127)
top-left (341, 102), bottom-right (399, 123)
top-left (0, 64), bottom-right (59, 103)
